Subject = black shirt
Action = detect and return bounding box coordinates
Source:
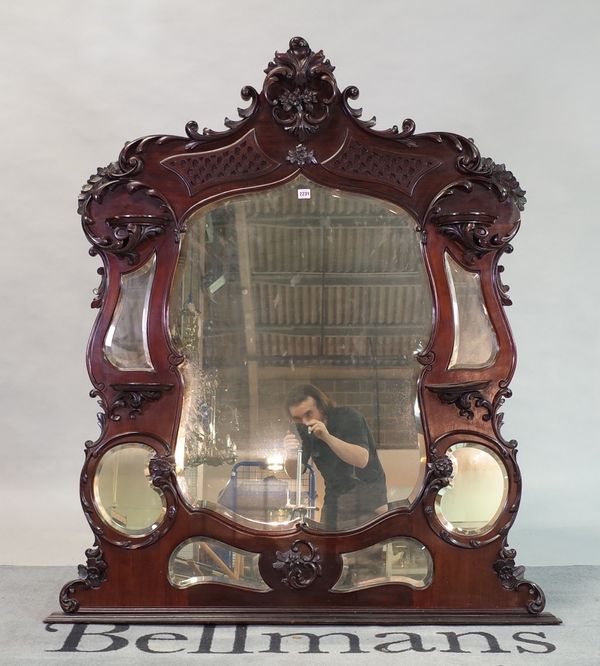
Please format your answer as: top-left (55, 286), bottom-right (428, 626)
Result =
top-left (298, 406), bottom-right (387, 527)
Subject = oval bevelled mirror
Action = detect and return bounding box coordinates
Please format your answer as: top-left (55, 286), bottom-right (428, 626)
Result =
top-left (168, 176), bottom-right (432, 532)
top-left (93, 442), bottom-right (167, 536)
top-left (434, 442), bottom-right (509, 536)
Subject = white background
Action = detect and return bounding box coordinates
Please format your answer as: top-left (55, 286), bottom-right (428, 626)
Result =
top-left (1, 0), bottom-right (598, 566)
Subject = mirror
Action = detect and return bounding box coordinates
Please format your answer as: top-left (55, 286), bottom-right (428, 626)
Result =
top-left (169, 176), bottom-right (432, 531)
top-left (435, 442), bottom-right (509, 536)
top-left (444, 253), bottom-right (498, 369)
top-left (168, 537), bottom-right (269, 591)
top-left (104, 254), bottom-right (156, 370)
top-left (332, 537), bottom-right (433, 592)
top-left (93, 442), bottom-right (166, 536)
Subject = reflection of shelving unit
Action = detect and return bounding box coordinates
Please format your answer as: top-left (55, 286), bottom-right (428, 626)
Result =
top-left (220, 461), bottom-right (317, 522)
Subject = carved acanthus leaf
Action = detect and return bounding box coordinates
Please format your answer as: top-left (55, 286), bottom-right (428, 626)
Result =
top-left (460, 156), bottom-right (527, 211)
top-left (427, 381), bottom-right (493, 420)
top-left (342, 86), bottom-right (417, 139)
top-left (264, 37), bottom-right (337, 141)
top-left (185, 86), bottom-right (259, 148)
top-left (108, 384), bottom-right (174, 420)
top-left (80, 160), bottom-right (177, 264)
top-left (492, 384), bottom-right (518, 448)
top-left (432, 212), bottom-right (517, 265)
top-left (494, 545), bottom-right (545, 614)
top-left (59, 539), bottom-right (108, 613)
top-left (273, 539), bottom-right (322, 590)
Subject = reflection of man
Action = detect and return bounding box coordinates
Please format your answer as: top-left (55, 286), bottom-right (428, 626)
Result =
top-left (284, 384), bottom-right (387, 530)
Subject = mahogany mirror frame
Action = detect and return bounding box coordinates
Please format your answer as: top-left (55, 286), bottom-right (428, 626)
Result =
top-left (47, 37), bottom-right (559, 625)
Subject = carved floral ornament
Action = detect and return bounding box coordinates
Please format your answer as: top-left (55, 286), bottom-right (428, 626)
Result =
top-left (264, 36), bottom-right (337, 141)
top-left (273, 539), bottom-right (322, 589)
top-left (59, 539), bottom-right (107, 613)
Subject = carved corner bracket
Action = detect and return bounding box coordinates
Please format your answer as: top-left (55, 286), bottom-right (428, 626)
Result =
top-left (80, 159), bottom-right (178, 264)
top-left (272, 539), bottom-right (322, 589)
top-left (431, 211), bottom-right (518, 266)
top-left (108, 384), bottom-right (174, 420)
top-left (264, 36), bottom-right (337, 141)
top-left (426, 381), bottom-right (493, 420)
top-left (494, 545), bottom-right (545, 614)
top-left (59, 539), bottom-right (107, 613)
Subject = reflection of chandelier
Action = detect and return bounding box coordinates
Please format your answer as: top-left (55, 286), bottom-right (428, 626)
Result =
top-left (177, 303), bottom-right (238, 467)
top-left (182, 362), bottom-right (238, 468)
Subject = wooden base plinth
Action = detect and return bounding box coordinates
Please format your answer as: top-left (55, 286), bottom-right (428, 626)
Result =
top-left (45, 608), bottom-right (562, 626)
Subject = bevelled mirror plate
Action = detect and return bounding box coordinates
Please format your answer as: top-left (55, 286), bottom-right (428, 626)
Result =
top-left (168, 537), bottom-right (270, 591)
top-left (434, 442), bottom-right (509, 536)
top-left (169, 176), bottom-right (432, 532)
top-left (93, 442), bottom-right (167, 536)
top-left (104, 254), bottom-right (156, 370)
top-left (444, 252), bottom-right (498, 370)
top-left (331, 537), bottom-right (433, 592)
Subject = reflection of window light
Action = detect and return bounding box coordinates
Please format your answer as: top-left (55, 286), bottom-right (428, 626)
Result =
top-left (266, 454), bottom-right (284, 471)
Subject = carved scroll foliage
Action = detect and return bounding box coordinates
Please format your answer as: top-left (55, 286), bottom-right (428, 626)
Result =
top-left (264, 37), bottom-right (337, 141)
top-left (109, 384), bottom-right (174, 420)
top-left (427, 381), bottom-right (493, 420)
top-left (91, 266), bottom-right (107, 309)
top-left (78, 158), bottom-right (142, 218)
top-left (59, 539), bottom-right (107, 613)
top-left (342, 86), bottom-right (417, 139)
top-left (461, 157), bottom-right (527, 211)
top-left (273, 539), bottom-right (322, 590)
top-left (80, 159), bottom-right (177, 264)
top-left (492, 384), bottom-right (518, 448)
top-left (185, 85), bottom-right (260, 147)
top-left (162, 132), bottom-right (278, 195)
top-left (494, 545), bottom-right (545, 614)
top-left (433, 212), bottom-right (518, 266)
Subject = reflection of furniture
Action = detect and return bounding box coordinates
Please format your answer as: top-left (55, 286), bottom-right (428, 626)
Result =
top-left (219, 461), bottom-right (317, 522)
top-left (52, 36), bottom-right (559, 626)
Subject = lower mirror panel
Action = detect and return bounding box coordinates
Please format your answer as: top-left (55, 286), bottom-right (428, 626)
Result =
top-left (435, 442), bottom-right (509, 536)
top-left (168, 537), bottom-right (271, 591)
top-left (331, 537), bottom-right (433, 592)
top-left (93, 442), bottom-right (166, 536)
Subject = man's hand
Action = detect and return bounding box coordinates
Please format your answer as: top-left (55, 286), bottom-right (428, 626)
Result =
top-left (306, 419), bottom-right (329, 441)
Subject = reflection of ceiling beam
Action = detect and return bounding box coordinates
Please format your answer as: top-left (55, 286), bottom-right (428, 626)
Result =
top-left (259, 325), bottom-right (426, 336)
top-left (248, 355), bottom-right (416, 367)
top-left (246, 218), bottom-right (414, 228)
top-left (207, 324), bottom-right (426, 336)
top-left (252, 272), bottom-right (424, 286)
top-left (233, 204), bottom-right (259, 437)
top-left (205, 324), bottom-right (423, 334)
top-left (256, 366), bottom-right (415, 380)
